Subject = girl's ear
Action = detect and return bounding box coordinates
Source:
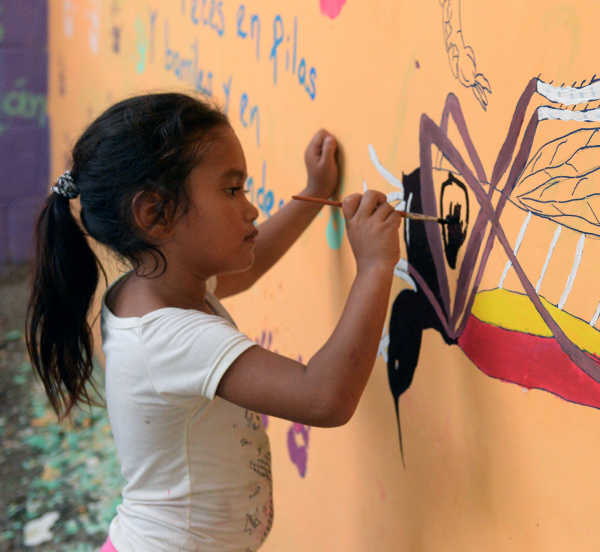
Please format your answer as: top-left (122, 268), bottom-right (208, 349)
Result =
top-left (132, 190), bottom-right (177, 240)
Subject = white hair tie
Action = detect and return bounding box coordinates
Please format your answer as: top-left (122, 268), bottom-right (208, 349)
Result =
top-left (51, 171), bottom-right (80, 199)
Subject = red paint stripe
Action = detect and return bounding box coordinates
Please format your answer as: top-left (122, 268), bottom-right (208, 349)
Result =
top-left (458, 316), bottom-right (600, 409)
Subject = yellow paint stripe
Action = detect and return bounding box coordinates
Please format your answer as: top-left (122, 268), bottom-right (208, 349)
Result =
top-left (471, 289), bottom-right (600, 357)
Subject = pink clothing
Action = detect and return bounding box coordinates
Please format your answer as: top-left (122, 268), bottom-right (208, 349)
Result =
top-left (99, 537), bottom-right (118, 552)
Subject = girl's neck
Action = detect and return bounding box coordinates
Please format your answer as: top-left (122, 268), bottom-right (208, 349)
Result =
top-left (106, 268), bottom-right (214, 318)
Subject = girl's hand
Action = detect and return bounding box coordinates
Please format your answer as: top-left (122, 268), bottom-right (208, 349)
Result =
top-left (218, 193), bottom-right (402, 428)
top-left (342, 190), bottom-right (402, 271)
top-left (304, 129), bottom-right (339, 199)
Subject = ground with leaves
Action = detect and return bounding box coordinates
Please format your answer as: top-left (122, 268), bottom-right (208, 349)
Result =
top-left (0, 267), bottom-right (123, 552)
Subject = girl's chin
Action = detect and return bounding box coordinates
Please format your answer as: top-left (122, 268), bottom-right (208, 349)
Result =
top-left (227, 254), bottom-right (255, 274)
top-left (243, 252), bottom-right (255, 270)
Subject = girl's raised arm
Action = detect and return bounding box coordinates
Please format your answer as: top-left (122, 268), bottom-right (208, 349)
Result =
top-left (214, 129), bottom-right (339, 298)
top-left (216, 190), bottom-right (401, 428)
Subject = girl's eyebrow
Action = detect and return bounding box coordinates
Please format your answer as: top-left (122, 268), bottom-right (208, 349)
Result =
top-left (220, 169), bottom-right (247, 182)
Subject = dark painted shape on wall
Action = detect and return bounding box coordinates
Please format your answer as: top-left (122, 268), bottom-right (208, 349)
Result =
top-left (440, 172), bottom-right (469, 269)
top-left (387, 169), bottom-right (457, 465)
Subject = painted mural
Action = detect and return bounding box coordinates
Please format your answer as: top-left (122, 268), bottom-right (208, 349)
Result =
top-left (48, 1), bottom-right (600, 550)
top-left (383, 78), bottom-right (600, 459)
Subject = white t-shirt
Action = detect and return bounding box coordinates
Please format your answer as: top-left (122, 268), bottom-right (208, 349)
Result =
top-left (101, 276), bottom-right (273, 552)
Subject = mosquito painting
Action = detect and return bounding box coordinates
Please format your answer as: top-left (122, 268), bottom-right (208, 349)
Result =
top-left (366, 77), bottom-right (600, 460)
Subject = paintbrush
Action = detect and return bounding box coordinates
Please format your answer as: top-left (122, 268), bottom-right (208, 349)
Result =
top-left (291, 195), bottom-right (458, 225)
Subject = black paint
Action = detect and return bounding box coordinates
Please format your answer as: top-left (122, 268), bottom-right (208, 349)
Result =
top-left (387, 168), bottom-right (457, 465)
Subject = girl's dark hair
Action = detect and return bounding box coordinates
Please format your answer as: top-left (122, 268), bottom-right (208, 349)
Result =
top-left (26, 92), bottom-right (229, 419)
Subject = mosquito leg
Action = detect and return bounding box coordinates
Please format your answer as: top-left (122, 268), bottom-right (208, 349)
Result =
top-left (498, 211), bottom-right (532, 289)
top-left (558, 233), bottom-right (586, 310)
top-left (536, 224), bottom-right (562, 294)
top-left (492, 213), bottom-right (600, 382)
top-left (490, 78), bottom-right (539, 188)
top-left (591, 301), bottom-right (600, 327)
top-left (420, 114), bottom-right (492, 336)
top-left (438, 93), bottom-right (488, 184)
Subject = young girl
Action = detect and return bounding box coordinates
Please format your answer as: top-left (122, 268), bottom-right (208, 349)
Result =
top-left (26, 92), bottom-right (402, 552)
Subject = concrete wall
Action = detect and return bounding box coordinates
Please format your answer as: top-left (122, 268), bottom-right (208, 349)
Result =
top-left (0, 0), bottom-right (48, 271)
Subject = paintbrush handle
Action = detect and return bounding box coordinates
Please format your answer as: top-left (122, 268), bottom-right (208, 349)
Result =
top-left (291, 195), bottom-right (444, 223)
top-left (397, 211), bottom-right (443, 223)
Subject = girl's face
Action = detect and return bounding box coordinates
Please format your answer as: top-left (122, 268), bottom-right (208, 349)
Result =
top-left (166, 125), bottom-right (259, 278)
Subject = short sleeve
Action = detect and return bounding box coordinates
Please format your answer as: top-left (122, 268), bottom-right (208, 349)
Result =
top-left (139, 309), bottom-right (256, 407)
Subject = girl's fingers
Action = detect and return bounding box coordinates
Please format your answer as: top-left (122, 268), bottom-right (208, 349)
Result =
top-left (371, 201), bottom-right (397, 222)
top-left (355, 190), bottom-right (387, 217)
top-left (319, 135), bottom-right (337, 164)
top-left (307, 129), bottom-right (329, 159)
top-left (342, 193), bottom-right (363, 221)
top-left (344, 190), bottom-right (403, 227)
top-left (386, 209), bottom-right (404, 229)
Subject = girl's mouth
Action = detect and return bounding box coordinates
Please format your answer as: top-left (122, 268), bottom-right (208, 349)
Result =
top-left (245, 229), bottom-right (259, 243)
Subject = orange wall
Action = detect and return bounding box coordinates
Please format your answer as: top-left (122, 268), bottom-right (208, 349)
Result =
top-left (49, 1), bottom-right (600, 550)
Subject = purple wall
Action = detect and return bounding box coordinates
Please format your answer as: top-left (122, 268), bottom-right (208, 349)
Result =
top-left (0, 0), bottom-right (48, 271)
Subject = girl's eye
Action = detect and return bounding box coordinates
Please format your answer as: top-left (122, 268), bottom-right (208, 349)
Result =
top-left (227, 186), bottom-right (242, 196)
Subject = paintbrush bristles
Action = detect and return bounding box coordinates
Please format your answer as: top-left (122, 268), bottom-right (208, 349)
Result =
top-left (397, 211), bottom-right (444, 223)
top-left (291, 195), bottom-right (447, 224)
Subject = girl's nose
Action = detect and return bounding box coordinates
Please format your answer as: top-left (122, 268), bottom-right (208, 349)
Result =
top-left (246, 195), bottom-right (259, 222)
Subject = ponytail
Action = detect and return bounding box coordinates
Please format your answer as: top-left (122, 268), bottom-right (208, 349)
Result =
top-left (26, 92), bottom-right (230, 418)
top-left (26, 192), bottom-right (105, 420)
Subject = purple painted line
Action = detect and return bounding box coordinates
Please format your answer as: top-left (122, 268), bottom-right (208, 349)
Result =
top-left (419, 115), bottom-right (451, 316)
top-left (455, 83), bottom-right (541, 335)
top-left (459, 112), bottom-right (543, 337)
top-left (490, 78), bottom-right (538, 188)
top-left (432, 95), bottom-right (496, 329)
top-left (416, 80), bottom-right (553, 341)
top-left (420, 114), bottom-right (484, 335)
top-left (439, 93), bottom-right (488, 184)
top-left (287, 423), bottom-right (310, 478)
top-left (260, 414), bottom-right (269, 429)
top-left (408, 264), bottom-right (452, 336)
top-left (436, 98), bottom-right (600, 381)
